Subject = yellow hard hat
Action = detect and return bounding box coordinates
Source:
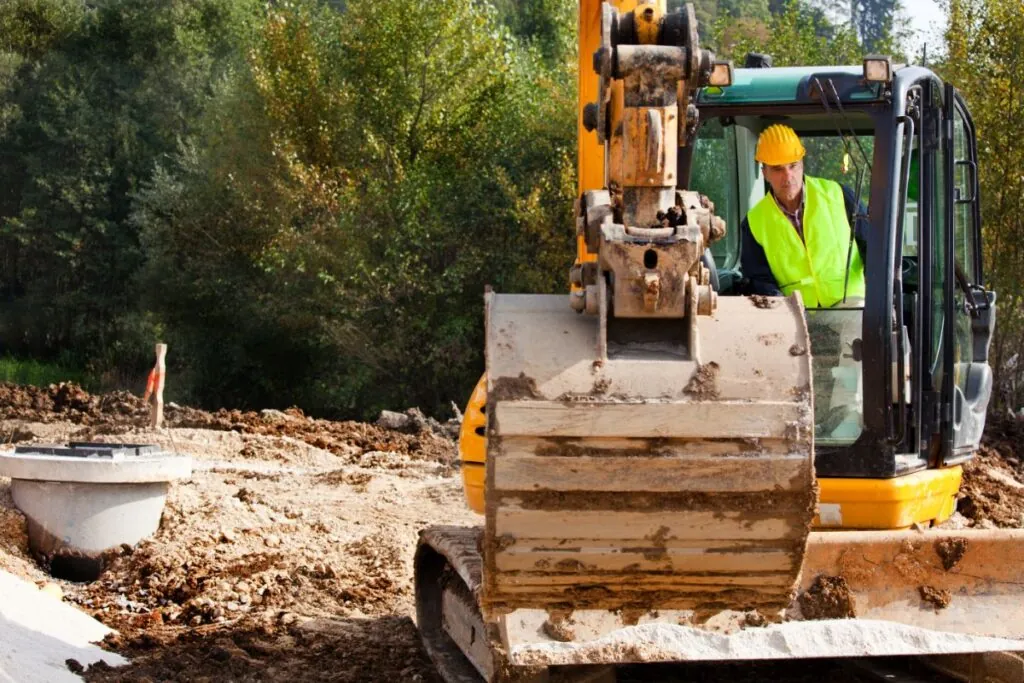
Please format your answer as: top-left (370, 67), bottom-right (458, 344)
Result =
top-left (755, 124), bottom-right (805, 166)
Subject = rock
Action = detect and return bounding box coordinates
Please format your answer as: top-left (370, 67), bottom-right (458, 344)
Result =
top-left (376, 410), bottom-right (412, 432)
top-left (219, 529), bottom-right (237, 543)
top-left (260, 409), bottom-right (293, 423)
top-left (265, 534), bottom-right (282, 548)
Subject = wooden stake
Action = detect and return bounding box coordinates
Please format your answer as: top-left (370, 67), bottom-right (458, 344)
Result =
top-left (149, 343), bottom-right (167, 429)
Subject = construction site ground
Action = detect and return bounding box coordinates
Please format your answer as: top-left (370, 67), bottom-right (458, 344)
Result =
top-left (1, 382), bottom-right (1022, 682)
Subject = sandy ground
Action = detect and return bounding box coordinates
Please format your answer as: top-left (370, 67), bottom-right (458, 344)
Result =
top-left (0, 382), bottom-right (1022, 682)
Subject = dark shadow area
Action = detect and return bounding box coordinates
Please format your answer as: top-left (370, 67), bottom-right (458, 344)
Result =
top-left (83, 615), bottom-right (444, 683)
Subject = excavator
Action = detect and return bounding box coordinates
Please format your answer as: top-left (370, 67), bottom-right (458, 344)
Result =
top-left (414, 1), bottom-right (1024, 681)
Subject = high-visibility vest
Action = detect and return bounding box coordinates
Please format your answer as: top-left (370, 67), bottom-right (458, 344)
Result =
top-left (747, 176), bottom-right (866, 309)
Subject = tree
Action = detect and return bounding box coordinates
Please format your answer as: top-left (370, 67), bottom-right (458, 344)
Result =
top-left (713, 0), bottom-right (862, 65)
top-left (493, 0), bottom-right (576, 66)
top-left (940, 0), bottom-right (1024, 411)
top-left (135, 0), bottom-right (577, 416)
top-left (849, 0), bottom-right (900, 52)
top-left (0, 0), bottom-right (262, 376)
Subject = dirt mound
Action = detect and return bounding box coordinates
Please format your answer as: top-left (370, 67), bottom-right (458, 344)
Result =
top-left (0, 382), bottom-right (470, 681)
top-left (0, 382), bottom-right (456, 467)
top-left (83, 616), bottom-right (439, 682)
top-left (958, 415), bottom-right (1024, 528)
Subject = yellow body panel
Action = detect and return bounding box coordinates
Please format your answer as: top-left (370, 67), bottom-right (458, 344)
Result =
top-left (815, 467), bottom-right (963, 529)
top-left (459, 375), bottom-right (487, 514)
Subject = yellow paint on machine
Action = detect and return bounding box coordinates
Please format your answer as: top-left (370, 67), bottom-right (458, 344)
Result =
top-left (458, 375), bottom-right (487, 514)
top-left (814, 467), bottom-right (962, 529)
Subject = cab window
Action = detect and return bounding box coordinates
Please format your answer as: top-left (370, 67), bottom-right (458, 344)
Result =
top-left (689, 118), bottom-right (740, 269)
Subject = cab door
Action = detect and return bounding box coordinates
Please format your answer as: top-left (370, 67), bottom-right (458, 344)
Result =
top-left (941, 84), bottom-right (996, 462)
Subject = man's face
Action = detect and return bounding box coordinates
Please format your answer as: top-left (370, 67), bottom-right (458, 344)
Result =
top-left (763, 160), bottom-right (804, 205)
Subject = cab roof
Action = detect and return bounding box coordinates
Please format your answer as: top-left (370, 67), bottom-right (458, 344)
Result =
top-left (697, 65), bottom-right (886, 106)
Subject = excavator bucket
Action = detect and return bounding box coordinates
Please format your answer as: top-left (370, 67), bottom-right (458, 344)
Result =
top-left (482, 292), bottom-right (816, 619)
top-left (415, 284), bottom-right (1024, 682)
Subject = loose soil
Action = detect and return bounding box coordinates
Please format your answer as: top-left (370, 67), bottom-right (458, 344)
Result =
top-left (919, 585), bottom-right (952, 609)
top-left (0, 382), bottom-right (1022, 682)
top-left (957, 416), bottom-right (1024, 529)
top-left (797, 575), bottom-right (857, 620)
top-left (0, 382), bottom-right (473, 682)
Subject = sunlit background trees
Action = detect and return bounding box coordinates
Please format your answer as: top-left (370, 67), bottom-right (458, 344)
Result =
top-left (1, 0), bottom-right (1020, 416)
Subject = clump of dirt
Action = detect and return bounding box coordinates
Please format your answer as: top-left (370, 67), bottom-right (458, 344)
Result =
top-left (743, 611), bottom-right (767, 627)
top-left (684, 362), bottom-right (720, 400)
top-left (749, 295), bottom-right (781, 309)
top-left (919, 585), bottom-right (951, 609)
top-left (934, 537), bottom-right (968, 571)
top-left (797, 575), bottom-right (856, 619)
top-left (490, 373), bottom-right (541, 401)
top-left (542, 612), bottom-right (576, 642)
top-left (0, 484), bottom-right (30, 571)
top-left (957, 415), bottom-right (1024, 528)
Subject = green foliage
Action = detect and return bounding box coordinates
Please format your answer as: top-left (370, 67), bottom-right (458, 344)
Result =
top-left (0, 0), bottom-right (83, 61)
top-left (712, 0), bottom-right (864, 66)
top-left (493, 0), bottom-right (576, 66)
top-left (1, 0), bottom-right (936, 416)
top-left (698, 0), bottom-right (910, 65)
top-left (0, 354), bottom-right (86, 386)
top-left (682, 0), bottom-right (771, 40)
top-left (133, 0), bottom-right (576, 417)
top-left (849, 0), bottom-right (903, 53)
top-left (940, 0), bottom-right (1024, 411)
top-left (0, 0), bottom-right (263, 380)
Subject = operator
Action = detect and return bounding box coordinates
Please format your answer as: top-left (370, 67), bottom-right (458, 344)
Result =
top-left (739, 124), bottom-right (867, 308)
top-left (740, 124), bottom-right (867, 440)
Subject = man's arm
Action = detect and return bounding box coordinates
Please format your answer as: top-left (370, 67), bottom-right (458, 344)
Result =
top-left (739, 215), bottom-right (783, 296)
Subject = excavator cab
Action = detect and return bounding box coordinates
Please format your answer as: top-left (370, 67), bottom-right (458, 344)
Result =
top-left (685, 63), bottom-right (998, 527)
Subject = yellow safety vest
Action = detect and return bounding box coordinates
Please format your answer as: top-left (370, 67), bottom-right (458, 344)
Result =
top-left (747, 176), bottom-right (866, 309)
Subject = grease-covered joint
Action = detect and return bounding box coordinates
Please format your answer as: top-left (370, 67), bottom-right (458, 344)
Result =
top-left (615, 45), bottom-right (687, 81)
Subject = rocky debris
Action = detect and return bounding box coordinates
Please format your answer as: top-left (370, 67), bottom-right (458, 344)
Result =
top-left (0, 382), bottom-right (459, 468)
top-left (956, 416), bottom-right (1024, 528)
top-left (919, 585), bottom-right (952, 609)
top-left (376, 407), bottom-right (460, 440)
top-left (798, 575), bottom-right (856, 620)
top-left (684, 362), bottom-right (720, 400)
